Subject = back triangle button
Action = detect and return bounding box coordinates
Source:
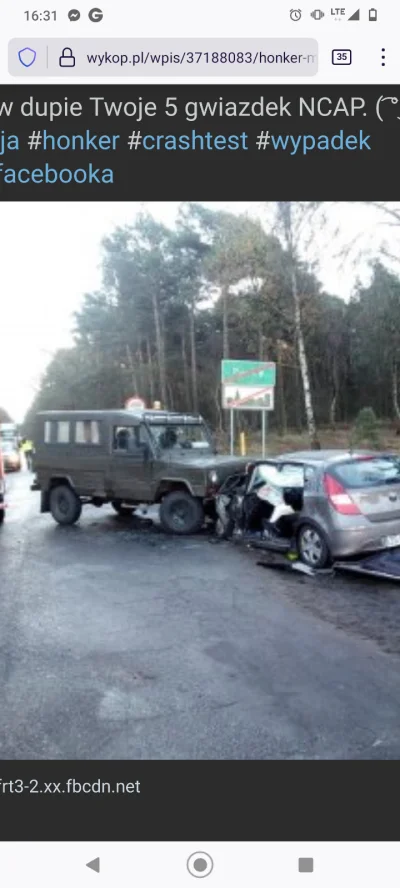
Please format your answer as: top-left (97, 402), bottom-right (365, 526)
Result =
top-left (86, 858), bottom-right (100, 873)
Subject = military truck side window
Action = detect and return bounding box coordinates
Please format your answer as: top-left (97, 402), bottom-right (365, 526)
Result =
top-left (113, 427), bottom-right (130, 451)
top-left (44, 421), bottom-right (52, 443)
top-left (75, 421), bottom-right (100, 445)
top-left (113, 425), bottom-right (151, 456)
top-left (56, 421), bottom-right (70, 443)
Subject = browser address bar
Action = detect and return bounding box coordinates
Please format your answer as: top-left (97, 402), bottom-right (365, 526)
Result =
top-left (8, 38), bottom-right (318, 76)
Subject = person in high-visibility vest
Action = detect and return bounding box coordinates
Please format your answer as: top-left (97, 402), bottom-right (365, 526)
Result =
top-left (21, 438), bottom-right (34, 471)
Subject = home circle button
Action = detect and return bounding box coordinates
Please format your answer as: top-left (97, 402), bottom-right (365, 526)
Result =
top-left (187, 852), bottom-right (214, 878)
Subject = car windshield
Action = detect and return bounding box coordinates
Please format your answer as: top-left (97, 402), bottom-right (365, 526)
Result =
top-left (334, 456), bottom-right (400, 488)
top-left (150, 423), bottom-right (211, 451)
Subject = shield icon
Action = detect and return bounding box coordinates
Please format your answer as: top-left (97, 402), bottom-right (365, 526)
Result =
top-left (18, 47), bottom-right (37, 68)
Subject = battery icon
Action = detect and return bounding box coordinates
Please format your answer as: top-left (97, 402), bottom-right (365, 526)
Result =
top-left (369, 8), bottom-right (377, 20)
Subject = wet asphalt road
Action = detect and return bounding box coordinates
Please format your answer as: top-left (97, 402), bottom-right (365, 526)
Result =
top-left (1, 469), bottom-right (400, 760)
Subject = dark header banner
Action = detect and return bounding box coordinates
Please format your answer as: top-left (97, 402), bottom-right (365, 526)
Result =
top-left (0, 84), bottom-right (399, 199)
top-left (0, 761), bottom-right (399, 840)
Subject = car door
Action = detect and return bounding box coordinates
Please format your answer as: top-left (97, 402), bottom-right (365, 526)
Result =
top-left (110, 423), bottom-right (154, 502)
top-left (246, 461), bottom-right (279, 494)
top-left (275, 461), bottom-right (306, 512)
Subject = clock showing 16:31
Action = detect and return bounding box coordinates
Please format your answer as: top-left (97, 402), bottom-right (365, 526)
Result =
top-left (24, 10), bottom-right (57, 21)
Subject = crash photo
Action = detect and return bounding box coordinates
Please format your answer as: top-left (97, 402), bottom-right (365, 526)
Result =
top-left (1, 200), bottom-right (400, 760)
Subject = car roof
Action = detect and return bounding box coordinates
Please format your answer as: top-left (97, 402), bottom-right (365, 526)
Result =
top-left (275, 449), bottom-right (390, 464)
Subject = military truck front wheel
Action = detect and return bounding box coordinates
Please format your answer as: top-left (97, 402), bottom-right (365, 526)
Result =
top-left (159, 490), bottom-right (204, 535)
top-left (49, 484), bottom-right (82, 526)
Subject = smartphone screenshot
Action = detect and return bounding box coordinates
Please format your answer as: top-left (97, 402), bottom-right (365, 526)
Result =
top-left (0, 0), bottom-right (399, 882)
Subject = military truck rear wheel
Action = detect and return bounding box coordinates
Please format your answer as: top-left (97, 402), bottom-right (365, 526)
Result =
top-left (112, 501), bottom-right (135, 516)
top-left (159, 490), bottom-right (204, 535)
top-left (49, 484), bottom-right (82, 525)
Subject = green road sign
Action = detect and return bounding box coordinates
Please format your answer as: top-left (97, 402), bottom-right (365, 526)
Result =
top-left (221, 360), bottom-right (276, 387)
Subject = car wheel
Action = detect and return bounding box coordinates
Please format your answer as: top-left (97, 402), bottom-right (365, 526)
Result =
top-left (297, 523), bottom-right (331, 569)
top-left (159, 490), bottom-right (204, 535)
top-left (111, 501), bottom-right (135, 517)
top-left (49, 484), bottom-right (82, 526)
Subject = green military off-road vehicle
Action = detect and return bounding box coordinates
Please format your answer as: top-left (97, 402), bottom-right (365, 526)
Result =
top-left (31, 409), bottom-right (249, 534)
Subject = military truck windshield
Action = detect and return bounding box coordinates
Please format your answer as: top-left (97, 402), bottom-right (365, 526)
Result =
top-left (150, 423), bottom-right (211, 452)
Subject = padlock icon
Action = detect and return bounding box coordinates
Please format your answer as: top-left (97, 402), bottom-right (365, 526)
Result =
top-left (59, 47), bottom-right (75, 67)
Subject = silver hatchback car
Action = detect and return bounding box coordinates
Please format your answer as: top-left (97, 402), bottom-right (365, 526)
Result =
top-left (272, 450), bottom-right (400, 568)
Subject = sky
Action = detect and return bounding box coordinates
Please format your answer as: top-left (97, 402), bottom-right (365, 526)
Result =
top-left (0, 200), bottom-right (397, 423)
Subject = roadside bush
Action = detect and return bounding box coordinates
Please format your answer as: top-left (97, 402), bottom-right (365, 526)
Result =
top-left (350, 407), bottom-right (381, 449)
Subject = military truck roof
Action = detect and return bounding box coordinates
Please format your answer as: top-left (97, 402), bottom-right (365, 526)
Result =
top-left (36, 409), bottom-right (205, 425)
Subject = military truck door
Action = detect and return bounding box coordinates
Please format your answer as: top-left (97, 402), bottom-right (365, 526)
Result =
top-left (110, 422), bottom-right (153, 501)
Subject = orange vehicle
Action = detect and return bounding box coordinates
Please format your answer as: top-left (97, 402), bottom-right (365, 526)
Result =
top-left (0, 446), bottom-right (5, 524)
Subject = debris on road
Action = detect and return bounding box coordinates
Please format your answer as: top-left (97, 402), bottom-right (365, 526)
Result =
top-left (257, 553), bottom-right (335, 578)
top-left (335, 548), bottom-right (400, 581)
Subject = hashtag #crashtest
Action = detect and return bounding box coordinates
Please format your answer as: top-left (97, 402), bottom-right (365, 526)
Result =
top-left (0, 128), bottom-right (371, 184)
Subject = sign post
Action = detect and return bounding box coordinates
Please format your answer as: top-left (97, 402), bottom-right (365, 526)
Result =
top-left (221, 360), bottom-right (275, 456)
top-left (262, 411), bottom-right (266, 457)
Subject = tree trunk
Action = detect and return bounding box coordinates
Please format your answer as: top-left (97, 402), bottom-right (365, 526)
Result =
top-left (392, 361), bottom-right (400, 419)
top-left (136, 345), bottom-right (145, 400)
top-left (292, 272), bottom-right (319, 447)
top-left (294, 350), bottom-right (303, 432)
top-left (329, 354), bottom-right (340, 428)
top-left (167, 380), bottom-right (174, 411)
top-left (145, 337), bottom-right (155, 405)
top-left (125, 344), bottom-right (138, 394)
top-left (281, 203), bottom-right (319, 448)
top-left (189, 298), bottom-right (199, 413)
top-left (215, 380), bottom-right (223, 434)
top-left (181, 331), bottom-right (191, 411)
top-left (258, 330), bottom-right (264, 361)
top-left (151, 291), bottom-right (167, 407)
top-left (221, 284), bottom-right (230, 358)
top-left (277, 354), bottom-right (287, 436)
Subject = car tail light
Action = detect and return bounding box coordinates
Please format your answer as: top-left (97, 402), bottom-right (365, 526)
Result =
top-left (323, 473), bottom-right (361, 515)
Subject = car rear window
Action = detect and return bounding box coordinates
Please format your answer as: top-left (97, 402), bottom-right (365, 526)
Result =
top-left (333, 457), bottom-right (400, 489)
